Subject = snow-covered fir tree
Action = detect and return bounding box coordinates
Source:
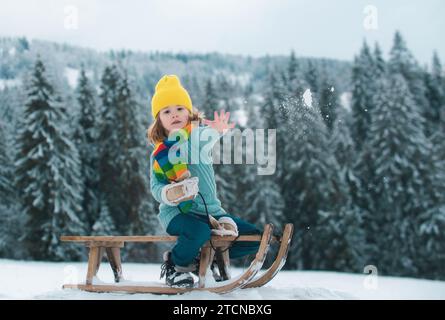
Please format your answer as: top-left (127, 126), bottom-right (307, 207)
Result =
top-left (15, 57), bottom-right (85, 261)
top-left (328, 108), bottom-right (368, 271)
top-left (350, 41), bottom-right (375, 150)
top-left (0, 120), bottom-right (20, 257)
top-left (417, 90), bottom-right (445, 279)
top-left (182, 74), bottom-right (203, 109)
top-left (244, 175), bottom-right (284, 228)
top-left (200, 77), bottom-right (243, 216)
top-left (280, 92), bottom-right (357, 270)
top-left (331, 107), bottom-right (361, 202)
top-left (424, 52), bottom-right (445, 136)
top-left (431, 106), bottom-right (445, 178)
top-left (206, 87), bottom-right (238, 216)
top-left (98, 65), bottom-right (123, 232)
top-left (98, 66), bottom-right (146, 234)
top-left (318, 75), bottom-right (339, 131)
top-left (304, 60), bottom-right (320, 101)
top-left (260, 68), bottom-right (290, 183)
top-left (286, 51), bottom-right (306, 97)
top-left (242, 103), bottom-right (284, 228)
top-left (388, 31), bottom-right (430, 135)
top-left (373, 43), bottom-right (386, 78)
top-left (351, 42), bottom-right (389, 261)
top-left (202, 78), bottom-right (219, 116)
top-left (74, 66), bottom-right (101, 232)
top-left (0, 87), bottom-right (16, 133)
top-left (114, 72), bottom-right (146, 232)
top-left (126, 173), bottom-right (160, 262)
top-left (216, 74), bottom-right (234, 112)
top-left (366, 74), bottom-right (442, 277)
top-left (91, 195), bottom-right (117, 235)
top-left (0, 121), bottom-right (13, 207)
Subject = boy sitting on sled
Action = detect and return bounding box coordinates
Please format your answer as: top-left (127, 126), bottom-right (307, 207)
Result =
top-left (147, 75), bottom-right (261, 288)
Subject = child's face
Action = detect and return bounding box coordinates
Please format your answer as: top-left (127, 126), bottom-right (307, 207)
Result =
top-left (159, 105), bottom-right (190, 133)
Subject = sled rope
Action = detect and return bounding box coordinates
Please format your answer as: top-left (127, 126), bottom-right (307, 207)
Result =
top-left (197, 191), bottom-right (240, 253)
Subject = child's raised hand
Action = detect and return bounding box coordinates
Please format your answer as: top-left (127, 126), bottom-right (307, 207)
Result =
top-left (202, 110), bottom-right (235, 134)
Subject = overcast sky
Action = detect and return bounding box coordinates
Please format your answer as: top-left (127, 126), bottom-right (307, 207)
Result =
top-left (0, 0), bottom-right (443, 65)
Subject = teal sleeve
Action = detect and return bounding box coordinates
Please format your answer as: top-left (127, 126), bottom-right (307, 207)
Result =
top-left (150, 154), bottom-right (168, 204)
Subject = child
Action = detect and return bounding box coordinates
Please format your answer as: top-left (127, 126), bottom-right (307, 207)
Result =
top-left (147, 75), bottom-right (261, 288)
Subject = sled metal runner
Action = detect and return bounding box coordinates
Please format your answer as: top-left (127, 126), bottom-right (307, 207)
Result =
top-left (61, 223), bottom-right (293, 294)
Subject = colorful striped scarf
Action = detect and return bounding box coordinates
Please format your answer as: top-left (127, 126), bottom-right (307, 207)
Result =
top-left (152, 122), bottom-right (194, 213)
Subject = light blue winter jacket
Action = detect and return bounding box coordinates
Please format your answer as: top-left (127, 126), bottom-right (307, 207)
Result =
top-left (150, 125), bottom-right (227, 231)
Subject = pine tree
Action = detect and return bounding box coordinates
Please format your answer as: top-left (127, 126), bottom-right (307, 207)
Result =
top-left (260, 69), bottom-right (289, 183)
top-left (351, 41), bottom-right (375, 150)
top-left (373, 43), bottom-right (386, 78)
top-left (351, 44), bottom-right (387, 255)
top-left (0, 87), bottom-right (15, 131)
top-left (424, 52), bottom-right (445, 136)
top-left (0, 121), bottom-right (13, 207)
top-left (331, 108), bottom-right (361, 202)
top-left (0, 120), bottom-right (18, 257)
top-left (431, 105), bottom-right (445, 175)
top-left (216, 74), bottom-right (234, 112)
top-left (418, 90), bottom-right (445, 279)
top-left (367, 74), bottom-right (441, 276)
top-left (305, 60), bottom-right (320, 101)
top-left (202, 78), bottom-right (219, 116)
top-left (15, 58), bottom-right (85, 260)
top-left (233, 104), bottom-right (261, 219)
top-left (388, 31), bottom-right (430, 134)
top-left (287, 50), bottom-right (299, 85)
top-left (74, 67), bottom-right (100, 232)
top-left (98, 66), bottom-right (146, 234)
top-left (329, 109), bottom-right (368, 271)
top-left (194, 75), bottom-right (236, 219)
top-left (127, 148), bottom-right (163, 262)
top-left (236, 100), bottom-right (284, 227)
top-left (98, 66), bottom-right (123, 232)
top-left (182, 75), bottom-right (203, 109)
top-left (318, 75), bottom-right (339, 131)
top-left (91, 195), bottom-right (117, 235)
top-left (281, 95), bottom-right (353, 270)
top-left (115, 72), bottom-right (146, 232)
top-left (244, 176), bottom-right (284, 227)
top-left (285, 51), bottom-right (305, 96)
top-left (213, 136), bottom-right (239, 217)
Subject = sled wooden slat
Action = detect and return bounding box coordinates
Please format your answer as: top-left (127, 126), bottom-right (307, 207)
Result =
top-left (60, 235), bottom-right (274, 243)
top-left (85, 241), bottom-right (124, 248)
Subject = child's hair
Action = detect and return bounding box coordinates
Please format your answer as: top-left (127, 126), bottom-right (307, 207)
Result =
top-left (147, 108), bottom-right (205, 146)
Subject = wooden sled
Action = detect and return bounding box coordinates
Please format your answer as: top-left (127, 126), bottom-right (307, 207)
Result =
top-left (60, 223), bottom-right (293, 294)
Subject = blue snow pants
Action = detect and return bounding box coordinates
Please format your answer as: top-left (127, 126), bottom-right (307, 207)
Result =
top-left (166, 212), bottom-right (262, 268)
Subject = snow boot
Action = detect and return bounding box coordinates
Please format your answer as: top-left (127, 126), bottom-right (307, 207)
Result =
top-left (160, 251), bottom-right (194, 288)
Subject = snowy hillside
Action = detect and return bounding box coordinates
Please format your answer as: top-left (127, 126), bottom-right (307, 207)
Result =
top-left (1, 259), bottom-right (444, 300)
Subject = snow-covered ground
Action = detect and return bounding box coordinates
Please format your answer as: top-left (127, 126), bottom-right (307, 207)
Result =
top-left (0, 259), bottom-right (444, 300)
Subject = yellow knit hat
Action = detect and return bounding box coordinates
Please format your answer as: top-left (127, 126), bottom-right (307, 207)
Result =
top-left (151, 75), bottom-right (193, 119)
